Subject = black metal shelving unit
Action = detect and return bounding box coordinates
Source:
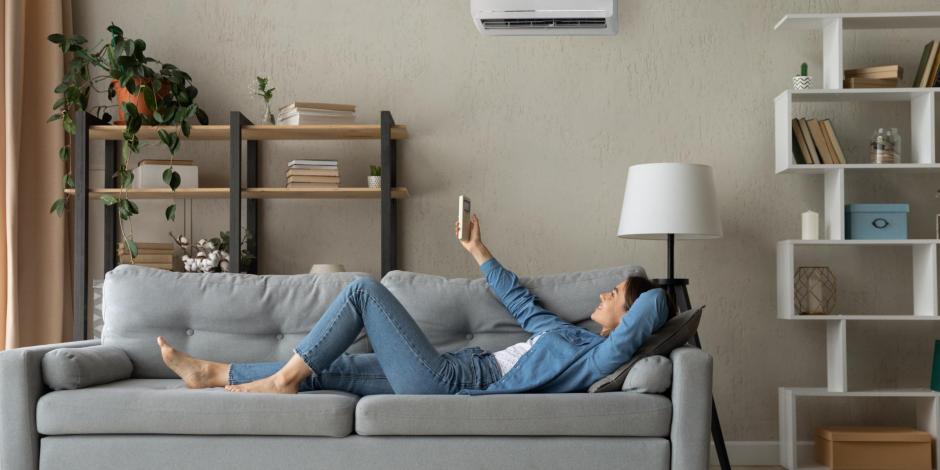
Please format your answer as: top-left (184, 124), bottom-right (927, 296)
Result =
top-left (71, 110), bottom-right (407, 340)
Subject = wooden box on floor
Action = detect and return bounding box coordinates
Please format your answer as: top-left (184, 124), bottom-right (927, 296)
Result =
top-left (815, 426), bottom-right (932, 470)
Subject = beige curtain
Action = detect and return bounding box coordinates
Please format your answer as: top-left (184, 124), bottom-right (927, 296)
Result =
top-left (1, 0), bottom-right (71, 350)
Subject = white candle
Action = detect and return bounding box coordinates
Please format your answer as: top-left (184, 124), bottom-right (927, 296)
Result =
top-left (802, 210), bottom-right (819, 240)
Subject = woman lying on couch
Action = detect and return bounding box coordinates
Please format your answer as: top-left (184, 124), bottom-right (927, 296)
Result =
top-left (158, 214), bottom-right (673, 395)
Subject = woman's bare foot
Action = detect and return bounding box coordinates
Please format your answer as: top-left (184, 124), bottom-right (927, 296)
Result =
top-left (224, 353), bottom-right (312, 394)
top-left (157, 336), bottom-right (228, 389)
top-left (224, 375), bottom-right (300, 394)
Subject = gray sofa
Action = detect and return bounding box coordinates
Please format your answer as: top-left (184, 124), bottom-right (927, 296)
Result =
top-left (0, 264), bottom-right (713, 470)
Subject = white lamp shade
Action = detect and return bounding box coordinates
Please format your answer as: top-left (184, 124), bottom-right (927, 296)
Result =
top-left (618, 163), bottom-right (722, 240)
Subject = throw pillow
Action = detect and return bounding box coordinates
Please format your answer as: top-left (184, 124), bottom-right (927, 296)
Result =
top-left (621, 355), bottom-right (672, 393)
top-left (588, 305), bottom-right (703, 393)
top-left (42, 345), bottom-right (133, 390)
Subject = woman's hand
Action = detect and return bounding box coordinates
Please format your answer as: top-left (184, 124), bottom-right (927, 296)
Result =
top-left (455, 214), bottom-right (492, 266)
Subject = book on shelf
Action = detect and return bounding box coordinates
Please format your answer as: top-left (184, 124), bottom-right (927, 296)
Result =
top-left (791, 119), bottom-right (812, 165)
top-left (805, 119), bottom-right (834, 164)
top-left (287, 175), bottom-right (341, 184)
top-left (843, 77), bottom-right (898, 88)
top-left (820, 120), bottom-right (846, 164)
top-left (286, 182), bottom-right (341, 189)
top-left (844, 65), bottom-right (903, 80)
top-left (138, 159), bottom-right (195, 166)
top-left (279, 102), bottom-right (356, 113)
top-left (117, 241), bottom-right (174, 253)
top-left (288, 159), bottom-right (338, 168)
top-left (792, 117), bottom-right (847, 165)
top-left (286, 168), bottom-right (340, 177)
top-left (913, 40), bottom-right (940, 87)
top-left (277, 102), bottom-right (356, 125)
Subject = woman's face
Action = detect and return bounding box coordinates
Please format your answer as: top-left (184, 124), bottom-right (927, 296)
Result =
top-left (591, 280), bottom-right (629, 331)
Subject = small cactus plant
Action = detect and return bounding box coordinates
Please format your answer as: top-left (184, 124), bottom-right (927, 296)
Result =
top-left (800, 62), bottom-right (808, 77)
top-left (369, 165), bottom-right (381, 177)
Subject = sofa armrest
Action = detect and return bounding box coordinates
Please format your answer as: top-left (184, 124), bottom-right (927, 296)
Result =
top-left (0, 339), bottom-right (100, 470)
top-left (669, 346), bottom-right (713, 470)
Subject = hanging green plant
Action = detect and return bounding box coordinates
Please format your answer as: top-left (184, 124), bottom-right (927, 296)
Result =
top-left (47, 23), bottom-right (208, 258)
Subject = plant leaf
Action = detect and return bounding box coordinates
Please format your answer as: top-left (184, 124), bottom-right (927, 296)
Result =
top-left (101, 195), bottom-right (119, 206)
top-left (165, 203), bottom-right (176, 221)
top-left (124, 237), bottom-right (138, 258)
top-left (59, 147), bottom-right (69, 161)
top-left (47, 113), bottom-right (63, 123)
top-left (195, 107), bottom-right (208, 125)
top-left (62, 173), bottom-right (75, 189)
top-left (169, 171), bottom-right (181, 191)
top-left (49, 198), bottom-right (66, 216)
top-left (141, 85), bottom-right (156, 111)
top-left (162, 167), bottom-right (173, 185)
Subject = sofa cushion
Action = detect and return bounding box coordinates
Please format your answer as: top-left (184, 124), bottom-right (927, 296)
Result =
top-left (354, 392), bottom-right (671, 436)
top-left (42, 345), bottom-right (132, 390)
top-left (36, 379), bottom-right (357, 437)
top-left (102, 265), bottom-right (372, 378)
top-left (622, 355), bottom-right (672, 394)
top-left (589, 306), bottom-right (703, 393)
top-left (381, 264), bottom-right (647, 352)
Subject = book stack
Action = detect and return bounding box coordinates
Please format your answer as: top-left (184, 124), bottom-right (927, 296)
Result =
top-left (843, 65), bottom-right (902, 88)
top-left (118, 242), bottom-right (175, 270)
top-left (276, 102), bottom-right (356, 125)
top-left (791, 118), bottom-right (846, 165)
top-left (286, 159), bottom-right (340, 188)
top-left (912, 40), bottom-right (940, 87)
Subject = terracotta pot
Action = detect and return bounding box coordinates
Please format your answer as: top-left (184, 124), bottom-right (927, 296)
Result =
top-left (113, 78), bottom-right (170, 124)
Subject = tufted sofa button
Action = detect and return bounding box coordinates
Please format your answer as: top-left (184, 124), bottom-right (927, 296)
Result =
top-left (465, 333), bottom-right (473, 340)
top-left (276, 333), bottom-right (284, 340)
top-left (185, 328), bottom-right (194, 336)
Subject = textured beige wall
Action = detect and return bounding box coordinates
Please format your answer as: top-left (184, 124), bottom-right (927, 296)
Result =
top-left (73, 0), bottom-right (940, 441)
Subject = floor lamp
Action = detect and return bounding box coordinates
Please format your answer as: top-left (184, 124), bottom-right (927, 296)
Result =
top-left (617, 162), bottom-right (730, 470)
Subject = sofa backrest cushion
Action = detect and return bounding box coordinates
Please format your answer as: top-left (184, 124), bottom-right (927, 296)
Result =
top-left (380, 264), bottom-right (647, 353)
top-left (102, 265), bottom-right (371, 378)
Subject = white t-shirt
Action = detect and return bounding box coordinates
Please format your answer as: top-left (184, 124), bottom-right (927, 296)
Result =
top-left (492, 333), bottom-right (544, 376)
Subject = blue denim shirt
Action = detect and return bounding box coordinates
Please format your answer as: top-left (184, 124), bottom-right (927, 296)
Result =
top-left (458, 258), bottom-right (669, 395)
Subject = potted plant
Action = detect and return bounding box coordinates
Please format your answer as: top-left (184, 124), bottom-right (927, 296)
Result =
top-left (47, 24), bottom-right (209, 258)
top-left (171, 229), bottom-right (255, 273)
top-left (253, 76), bottom-right (276, 124)
top-left (368, 165), bottom-right (381, 188)
top-left (793, 62), bottom-right (813, 90)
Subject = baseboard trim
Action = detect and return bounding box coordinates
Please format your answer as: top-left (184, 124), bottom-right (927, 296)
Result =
top-left (708, 440), bottom-right (814, 467)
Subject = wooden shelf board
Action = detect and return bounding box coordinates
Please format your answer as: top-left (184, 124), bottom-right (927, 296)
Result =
top-left (781, 239), bottom-right (940, 246)
top-left (66, 187), bottom-right (410, 200)
top-left (782, 386), bottom-right (939, 397)
top-left (775, 12), bottom-right (940, 31)
top-left (88, 124), bottom-right (408, 141)
top-left (788, 88), bottom-right (932, 102)
top-left (779, 163), bottom-right (940, 174)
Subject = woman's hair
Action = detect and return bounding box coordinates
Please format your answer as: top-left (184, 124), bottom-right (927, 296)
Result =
top-left (622, 276), bottom-right (678, 320)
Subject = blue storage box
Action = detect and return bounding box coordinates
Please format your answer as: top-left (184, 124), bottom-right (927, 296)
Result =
top-left (845, 203), bottom-right (909, 240)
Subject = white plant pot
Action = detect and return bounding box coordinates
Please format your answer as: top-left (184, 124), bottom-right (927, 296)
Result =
top-left (367, 175), bottom-right (381, 188)
top-left (792, 75), bottom-right (814, 90)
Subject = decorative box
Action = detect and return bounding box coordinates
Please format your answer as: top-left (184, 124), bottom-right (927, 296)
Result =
top-left (132, 163), bottom-right (198, 189)
top-left (815, 426), bottom-right (931, 470)
top-left (844, 203), bottom-right (909, 240)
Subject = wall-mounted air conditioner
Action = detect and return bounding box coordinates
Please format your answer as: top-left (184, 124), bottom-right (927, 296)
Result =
top-left (471, 0), bottom-right (618, 36)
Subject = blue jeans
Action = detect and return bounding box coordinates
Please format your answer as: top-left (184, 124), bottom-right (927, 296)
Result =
top-left (228, 278), bottom-right (503, 395)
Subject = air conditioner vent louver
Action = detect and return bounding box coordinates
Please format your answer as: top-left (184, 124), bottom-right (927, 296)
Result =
top-left (481, 17), bottom-right (607, 30)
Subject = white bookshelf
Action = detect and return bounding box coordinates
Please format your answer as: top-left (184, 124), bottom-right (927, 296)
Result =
top-left (775, 12), bottom-right (940, 470)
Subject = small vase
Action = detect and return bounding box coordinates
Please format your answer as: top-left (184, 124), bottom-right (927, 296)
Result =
top-left (367, 176), bottom-right (381, 188)
top-left (792, 76), bottom-right (813, 90)
top-left (261, 102), bottom-right (275, 125)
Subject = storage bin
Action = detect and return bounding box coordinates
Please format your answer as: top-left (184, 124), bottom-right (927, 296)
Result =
top-left (815, 426), bottom-right (932, 470)
top-left (845, 203), bottom-right (909, 240)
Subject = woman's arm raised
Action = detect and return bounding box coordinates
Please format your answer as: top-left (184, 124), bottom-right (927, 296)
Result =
top-left (456, 214), bottom-right (570, 334)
